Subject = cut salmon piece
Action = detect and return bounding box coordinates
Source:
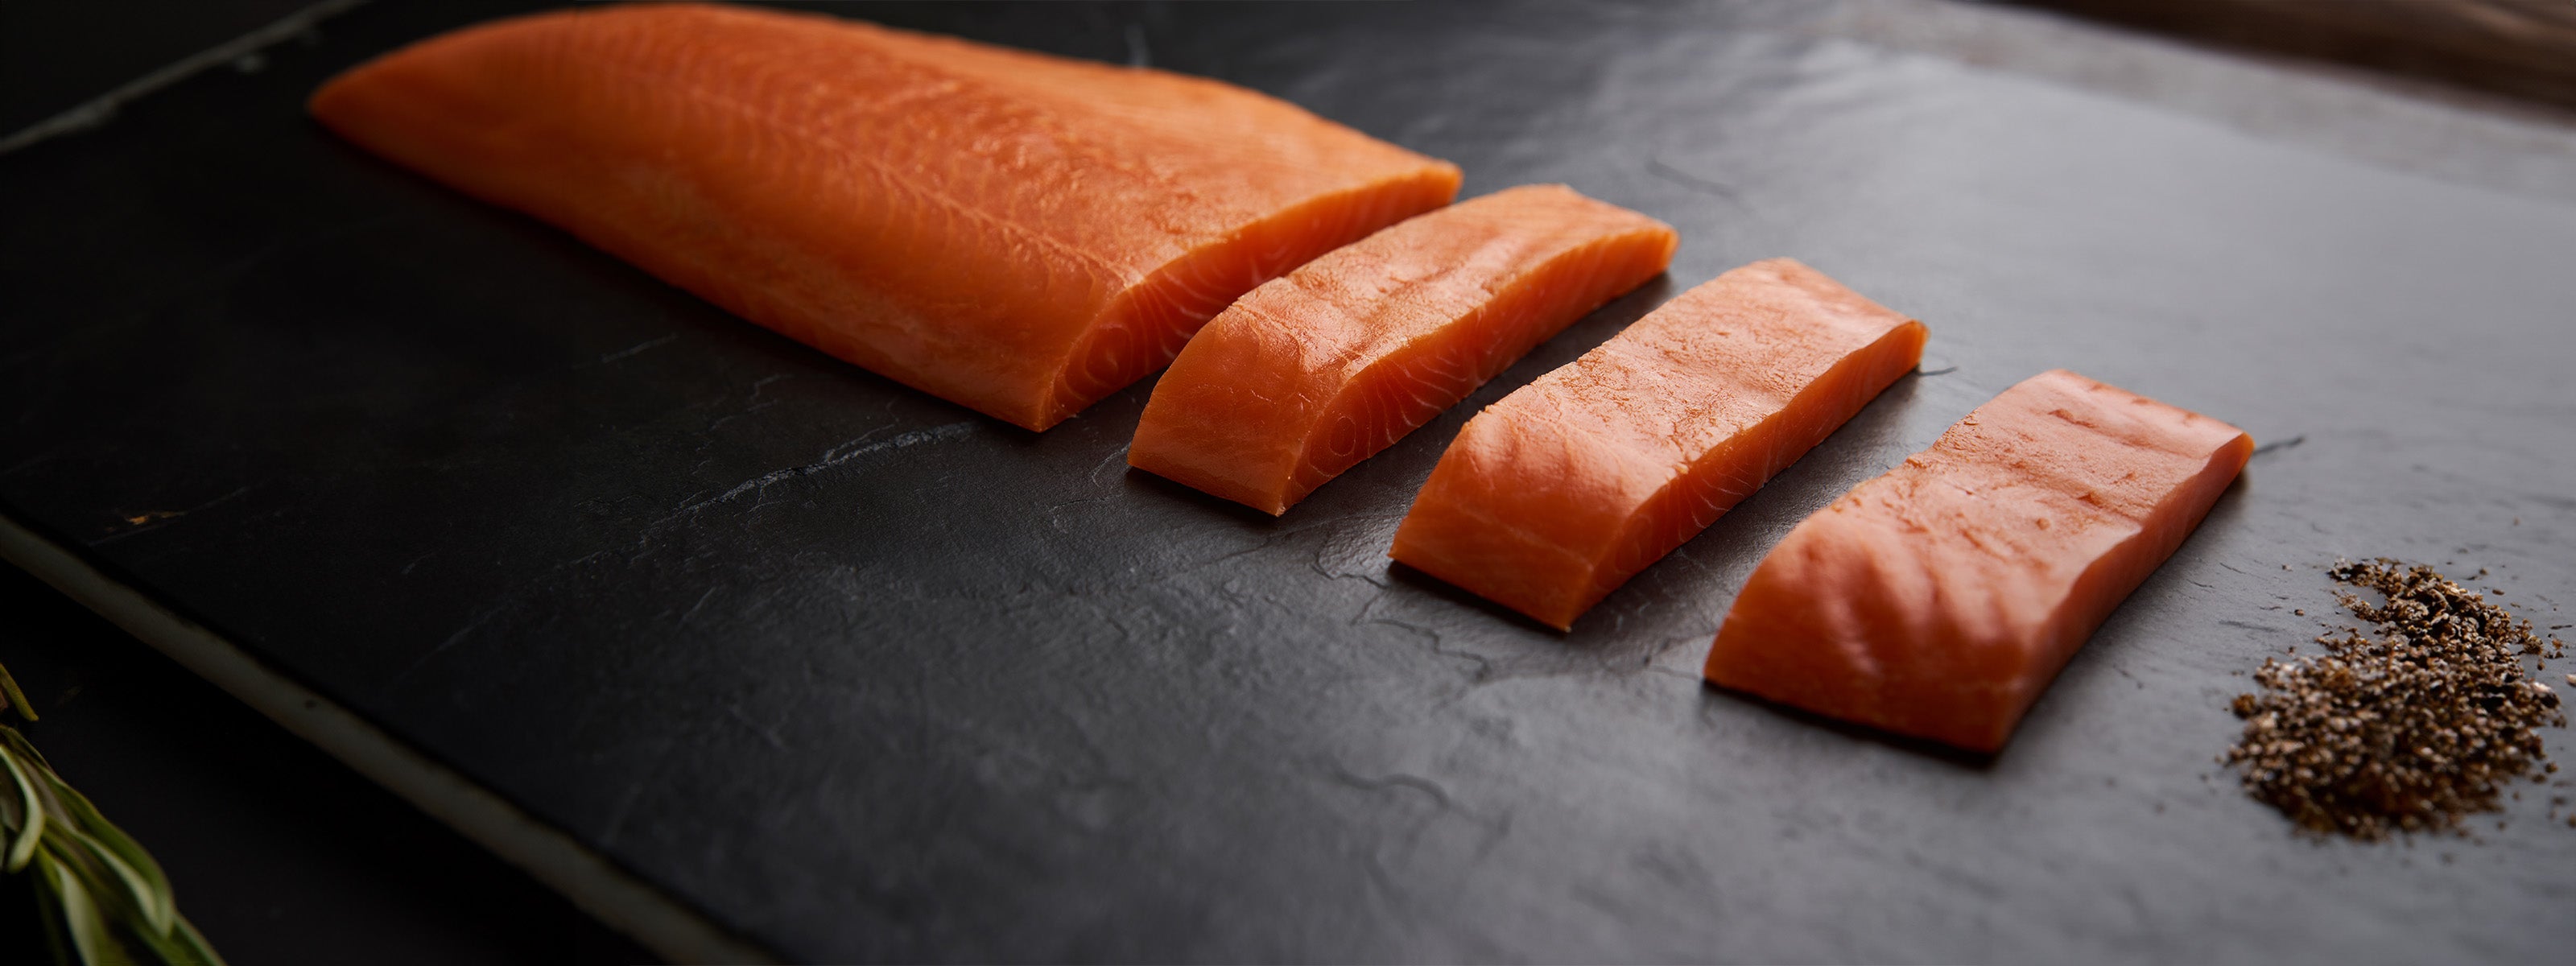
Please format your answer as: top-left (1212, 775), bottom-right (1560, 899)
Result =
top-left (1128, 184), bottom-right (1677, 514)
top-left (1390, 258), bottom-right (1926, 630)
top-left (308, 3), bottom-right (1461, 431)
top-left (1703, 369), bottom-right (2253, 753)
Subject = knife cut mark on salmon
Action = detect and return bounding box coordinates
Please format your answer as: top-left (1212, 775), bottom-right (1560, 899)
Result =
top-left (308, 2), bottom-right (1461, 431)
top-left (1390, 258), bottom-right (1926, 630)
top-left (1128, 184), bottom-right (1678, 514)
top-left (1703, 369), bottom-right (2254, 753)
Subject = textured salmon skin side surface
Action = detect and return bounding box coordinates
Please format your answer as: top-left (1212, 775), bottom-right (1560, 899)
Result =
top-left (1703, 369), bottom-right (2254, 753)
top-left (307, 2), bottom-right (1462, 431)
top-left (1128, 184), bottom-right (1678, 514)
top-left (1390, 258), bottom-right (1927, 630)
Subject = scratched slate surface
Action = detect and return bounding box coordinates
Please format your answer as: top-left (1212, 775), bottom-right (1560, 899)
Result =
top-left (4, 1), bottom-right (2574, 962)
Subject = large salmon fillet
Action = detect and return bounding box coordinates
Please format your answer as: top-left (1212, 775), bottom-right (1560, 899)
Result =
top-left (1391, 259), bottom-right (1926, 630)
top-left (1703, 369), bottom-right (2253, 753)
top-left (308, 3), bottom-right (1462, 431)
top-left (1127, 184), bottom-right (1677, 514)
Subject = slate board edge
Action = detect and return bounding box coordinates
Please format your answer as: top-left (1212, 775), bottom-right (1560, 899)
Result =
top-left (0, 507), bottom-right (770, 966)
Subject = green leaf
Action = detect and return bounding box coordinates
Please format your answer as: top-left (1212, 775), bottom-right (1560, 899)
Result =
top-left (0, 749), bottom-right (22, 834)
top-left (2, 737), bottom-right (47, 872)
top-left (163, 915), bottom-right (227, 966)
top-left (117, 909), bottom-right (227, 966)
top-left (2, 704), bottom-right (225, 965)
top-left (0, 659), bottom-right (33, 722)
top-left (2, 724), bottom-right (58, 772)
top-left (32, 867), bottom-right (78, 966)
top-left (60, 824), bottom-right (174, 939)
top-left (41, 849), bottom-right (139, 966)
top-left (46, 769), bottom-right (176, 935)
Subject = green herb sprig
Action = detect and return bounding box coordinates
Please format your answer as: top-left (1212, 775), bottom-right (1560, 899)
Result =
top-left (2, 660), bottom-right (223, 966)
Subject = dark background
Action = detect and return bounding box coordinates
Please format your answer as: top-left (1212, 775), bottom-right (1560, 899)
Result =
top-left (4, 1), bottom-right (2574, 964)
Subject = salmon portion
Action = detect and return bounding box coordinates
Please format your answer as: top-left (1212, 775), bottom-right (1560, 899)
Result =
top-left (1129, 185), bottom-right (1677, 514)
top-left (1391, 259), bottom-right (1926, 630)
top-left (1703, 370), bottom-right (2253, 753)
top-left (308, 3), bottom-right (1461, 431)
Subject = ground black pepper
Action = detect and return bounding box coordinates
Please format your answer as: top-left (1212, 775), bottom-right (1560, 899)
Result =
top-left (2226, 559), bottom-right (2568, 840)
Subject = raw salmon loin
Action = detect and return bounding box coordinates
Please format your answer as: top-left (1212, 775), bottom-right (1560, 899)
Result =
top-left (308, 3), bottom-right (1461, 431)
top-left (1390, 258), bottom-right (1926, 630)
top-left (1703, 369), bottom-right (2253, 753)
top-left (1128, 184), bottom-right (1677, 514)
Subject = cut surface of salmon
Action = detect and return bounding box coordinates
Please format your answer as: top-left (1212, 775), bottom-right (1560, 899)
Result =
top-left (1128, 184), bottom-right (1677, 514)
top-left (1390, 258), bottom-right (1926, 630)
top-left (1703, 369), bottom-right (2253, 753)
top-left (308, 3), bottom-right (1460, 431)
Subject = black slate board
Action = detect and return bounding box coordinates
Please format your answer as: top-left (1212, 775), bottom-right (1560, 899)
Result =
top-left (5, 1), bottom-right (2574, 961)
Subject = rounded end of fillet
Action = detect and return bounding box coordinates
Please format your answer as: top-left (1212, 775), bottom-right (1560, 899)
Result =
top-left (303, 12), bottom-right (417, 122)
top-left (307, 6), bottom-right (577, 126)
top-left (304, 29), bottom-right (407, 131)
top-left (306, 69), bottom-right (355, 124)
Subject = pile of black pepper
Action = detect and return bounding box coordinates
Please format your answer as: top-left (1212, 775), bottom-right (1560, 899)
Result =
top-left (2227, 559), bottom-right (2567, 840)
